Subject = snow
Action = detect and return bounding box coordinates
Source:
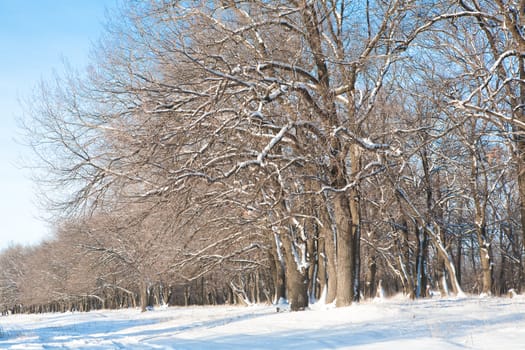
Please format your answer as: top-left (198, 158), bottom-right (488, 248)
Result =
top-left (1, 296), bottom-right (525, 349)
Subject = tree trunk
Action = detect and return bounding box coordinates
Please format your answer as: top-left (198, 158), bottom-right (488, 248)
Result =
top-left (184, 285), bottom-right (190, 306)
top-left (518, 54), bottom-right (525, 283)
top-left (399, 217), bottom-right (415, 299)
top-left (316, 235), bottom-right (327, 300)
top-left (349, 144), bottom-right (361, 302)
top-left (430, 225), bottom-right (464, 297)
top-left (333, 192), bottom-right (354, 307)
top-left (281, 230), bottom-right (309, 311)
top-left (269, 233), bottom-right (286, 304)
top-left (436, 252), bottom-right (448, 297)
top-left (364, 227), bottom-right (377, 299)
top-left (469, 148), bottom-right (493, 295)
top-left (307, 225), bottom-right (317, 302)
top-left (477, 225), bottom-right (493, 296)
top-left (140, 281), bottom-right (148, 312)
top-left (455, 236), bottom-right (462, 288)
top-left (415, 226), bottom-right (428, 298)
top-left (320, 201), bottom-right (337, 304)
top-left (365, 252), bottom-right (377, 299)
top-left (518, 161), bottom-right (525, 284)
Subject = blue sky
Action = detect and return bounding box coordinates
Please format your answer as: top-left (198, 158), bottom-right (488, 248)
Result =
top-left (0, 1), bottom-right (117, 250)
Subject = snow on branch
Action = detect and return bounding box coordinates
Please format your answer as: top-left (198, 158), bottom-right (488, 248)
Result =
top-left (452, 102), bottom-right (525, 130)
top-left (255, 61), bottom-right (319, 84)
top-left (405, 11), bottom-right (502, 47)
top-left (333, 127), bottom-right (402, 156)
top-left (461, 50), bottom-right (518, 104)
top-left (257, 123), bottom-right (293, 166)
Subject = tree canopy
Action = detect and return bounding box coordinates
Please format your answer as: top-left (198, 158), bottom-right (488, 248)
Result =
top-left (2, 0), bottom-right (525, 313)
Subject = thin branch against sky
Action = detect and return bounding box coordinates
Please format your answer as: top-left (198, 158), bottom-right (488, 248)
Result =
top-left (0, 0), bottom-right (116, 250)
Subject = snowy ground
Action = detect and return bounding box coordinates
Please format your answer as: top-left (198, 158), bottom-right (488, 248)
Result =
top-left (1, 295), bottom-right (524, 349)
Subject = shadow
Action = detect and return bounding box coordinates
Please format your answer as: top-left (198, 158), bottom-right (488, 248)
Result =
top-left (0, 318), bottom-right (157, 347)
top-left (0, 301), bottom-right (524, 349)
top-left (0, 308), bottom-right (273, 349)
top-left (137, 311), bottom-right (524, 350)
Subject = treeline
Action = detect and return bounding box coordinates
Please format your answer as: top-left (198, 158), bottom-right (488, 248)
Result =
top-left (2, 0), bottom-right (525, 313)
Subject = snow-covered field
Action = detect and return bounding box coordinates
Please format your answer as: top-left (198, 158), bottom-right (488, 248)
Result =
top-left (1, 296), bottom-right (524, 349)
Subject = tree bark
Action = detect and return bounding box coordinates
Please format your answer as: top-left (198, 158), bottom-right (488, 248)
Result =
top-left (415, 226), bottom-right (428, 298)
top-left (316, 235), bottom-right (327, 301)
top-left (320, 201), bottom-right (337, 304)
top-left (349, 145), bottom-right (362, 301)
top-left (399, 217), bottom-right (415, 299)
top-left (268, 247), bottom-right (285, 304)
top-left (140, 281), bottom-right (148, 312)
top-left (280, 230), bottom-right (309, 311)
top-left (477, 225), bottom-right (493, 296)
top-left (333, 192), bottom-right (354, 307)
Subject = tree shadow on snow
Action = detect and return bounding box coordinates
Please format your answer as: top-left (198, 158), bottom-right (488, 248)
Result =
top-left (141, 311), bottom-right (525, 350)
top-left (1, 307), bottom-right (523, 349)
top-left (0, 309), bottom-right (272, 349)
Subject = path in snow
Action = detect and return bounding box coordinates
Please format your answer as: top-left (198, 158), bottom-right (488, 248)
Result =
top-left (1, 296), bottom-right (524, 349)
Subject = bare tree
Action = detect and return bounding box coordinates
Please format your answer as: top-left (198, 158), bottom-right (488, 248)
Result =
top-left (19, 0), bottom-right (525, 315)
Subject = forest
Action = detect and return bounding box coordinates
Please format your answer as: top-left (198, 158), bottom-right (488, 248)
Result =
top-left (1, 0), bottom-right (525, 313)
